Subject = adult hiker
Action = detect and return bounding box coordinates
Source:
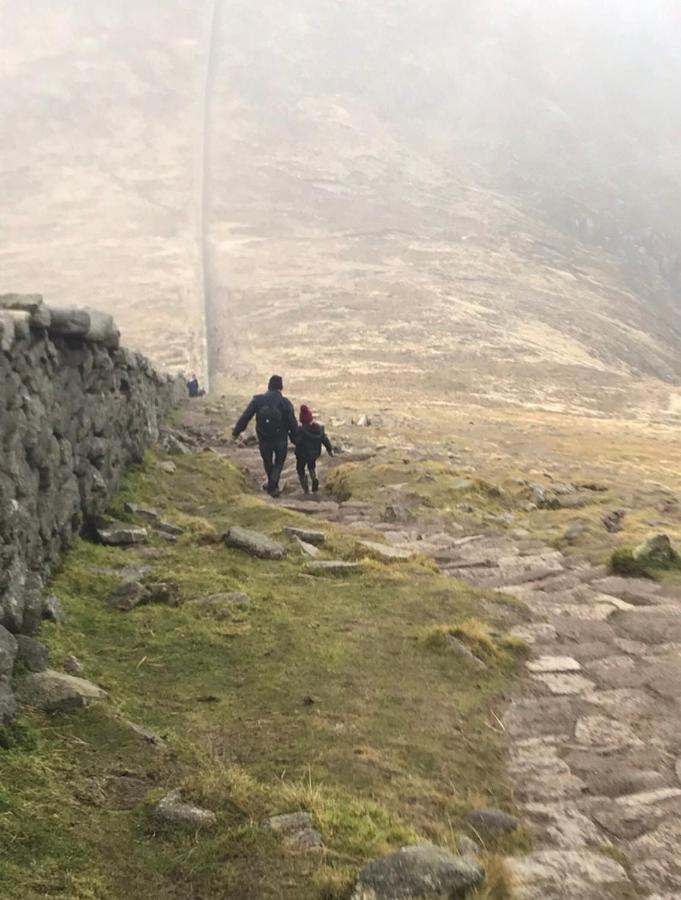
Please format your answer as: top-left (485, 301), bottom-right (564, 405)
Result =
top-left (232, 375), bottom-right (298, 497)
top-left (294, 404), bottom-right (334, 494)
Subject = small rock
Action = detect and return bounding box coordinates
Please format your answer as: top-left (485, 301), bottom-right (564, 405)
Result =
top-left (356, 414), bottom-right (371, 427)
top-left (97, 523), bottom-right (148, 546)
top-left (15, 635), bottom-right (49, 672)
top-left (633, 534), bottom-right (676, 565)
top-left (284, 527), bottom-right (326, 545)
top-left (146, 582), bottom-right (181, 606)
top-left (124, 503), bottom-right (160, 523)
top-left (464, 808), bottom-right (518, 834)
top-left (15, 670), bottom-right (107, 712)
top-left (603, 509), bottom-right (626, 533)
top-left (159, 433), bottom-right (191, 456)
top-left (107, 581), bottom-right (150, 611)
top-left (42, 595), bottom-right (65, 624)
top-left (295, 537), bottom-right (321, 558)
top-left (119, 717), bottom-right (167, 750)
top-left (63, 655), bottom-right (83, 676)
top-left (156, 521), bottom-right (185, 537)
top-left (224, 526), bottom-right (285, 560)
top-left (306, 560), bottom-right (360, 574)
top-left (158, 461), bottom-right (177, 475)
top-left (352, 844), bottom-right (483, 900)
top-left (152, 789), bottom-right (216, 829)
top-left (564, 523), bottom-right (587, 544)
top-left (265, 811), bottom-right (322, 851)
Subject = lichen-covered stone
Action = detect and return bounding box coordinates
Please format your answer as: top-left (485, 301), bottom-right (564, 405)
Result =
top-left (352, 844), bottom-right (483, 899)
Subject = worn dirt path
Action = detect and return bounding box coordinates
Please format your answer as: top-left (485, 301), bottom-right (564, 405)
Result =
top-left (180, 408), bottom-right (681, 899)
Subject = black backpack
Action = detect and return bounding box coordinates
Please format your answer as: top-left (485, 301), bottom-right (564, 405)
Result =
top-left (256, 403), bottom-right (283, 439)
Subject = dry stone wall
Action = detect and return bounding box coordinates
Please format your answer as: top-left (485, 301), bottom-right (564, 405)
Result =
top-left (0, 293), bottom-right (183, 718)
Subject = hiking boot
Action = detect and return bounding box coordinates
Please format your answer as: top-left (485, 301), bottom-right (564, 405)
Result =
top-left (311, 476), bottom-right (320, 493)
top-left (268, 486), bottom-right (281, 498)
top-left (300, 475), bottom-right (310, 494)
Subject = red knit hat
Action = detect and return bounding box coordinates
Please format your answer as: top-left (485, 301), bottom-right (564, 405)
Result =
top-left (299, 404), bottom-right (314, 426)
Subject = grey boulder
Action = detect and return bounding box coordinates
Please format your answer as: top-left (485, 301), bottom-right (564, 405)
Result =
top-left (15, 670), bottom-right (107, 712)
top-left (352, 844), bottom-right (483, 899)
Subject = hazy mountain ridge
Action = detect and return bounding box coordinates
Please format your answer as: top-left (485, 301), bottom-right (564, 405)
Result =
top-left (2, 1), bottom-right (681, 415)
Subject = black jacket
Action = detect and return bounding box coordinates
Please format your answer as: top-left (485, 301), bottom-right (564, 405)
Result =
top-left (233, 390), bottom-right (298, 442)
top-left (295, 423), bottom-right (333, 462)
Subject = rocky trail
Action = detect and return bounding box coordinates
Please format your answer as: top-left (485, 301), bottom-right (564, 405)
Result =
top-left (177, 403), bottom-right (681, 899)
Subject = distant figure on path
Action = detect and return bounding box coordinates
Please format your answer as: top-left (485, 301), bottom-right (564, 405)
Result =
top-left (295, 404), bottom-right (333, 494)
top-left (186, 373), bottom-right (205, 398)
top-left (232, 375), bottom-right (298, 497)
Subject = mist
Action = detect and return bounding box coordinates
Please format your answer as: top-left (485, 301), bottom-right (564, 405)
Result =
top-left (2, 0), bottom-right (681, 408)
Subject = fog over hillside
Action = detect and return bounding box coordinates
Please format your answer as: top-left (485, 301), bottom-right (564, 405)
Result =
top-left (2, 1), bottom-right (681, 413)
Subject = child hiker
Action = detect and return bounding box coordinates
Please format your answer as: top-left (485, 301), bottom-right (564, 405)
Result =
top-left (295, 404), bottom-right (333, 493)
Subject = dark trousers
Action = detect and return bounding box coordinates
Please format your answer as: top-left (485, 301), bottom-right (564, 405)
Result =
top-left (295, 451), bottom-right (319, 484)
top-left (259, 438), bottom-right (288, 492)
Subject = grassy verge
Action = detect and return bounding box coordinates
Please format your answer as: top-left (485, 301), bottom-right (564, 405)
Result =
top-left (1, 450), bottom-right (526, 899)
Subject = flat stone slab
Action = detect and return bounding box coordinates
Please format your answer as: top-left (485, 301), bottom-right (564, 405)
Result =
top-left (508, 849), bottom-right (629, 899)
top-left (527, 656), bottom-right (581, 674)
top-left (510, 623), bottom-right (558, 645)
top-left (509, 738), bottom-right (587, 801)
top-left (224, 526), bottom-right (285, 560)
top-left (358, 540), bottom-right (415, 561)
top-left (284, 527), bottom-right (326, 545)
top-left (307, 561), bottom-right (360, 574)
top-left (351, 844), bottom-right (483, 899)
top-left (97, 523), bottom-right (148, 546)
top-left (265, 811), bottom-right (322, 851)
top-left (575, 715), bottom-right (643, 751)
top-left (612, 607), bottom-right (681, 643)
top-left (533, 673), bottom-right (596, 695)
top-left (524, 801), bottom-right (602, 848)
top-left (15, 670), bottom-right (107, 712)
